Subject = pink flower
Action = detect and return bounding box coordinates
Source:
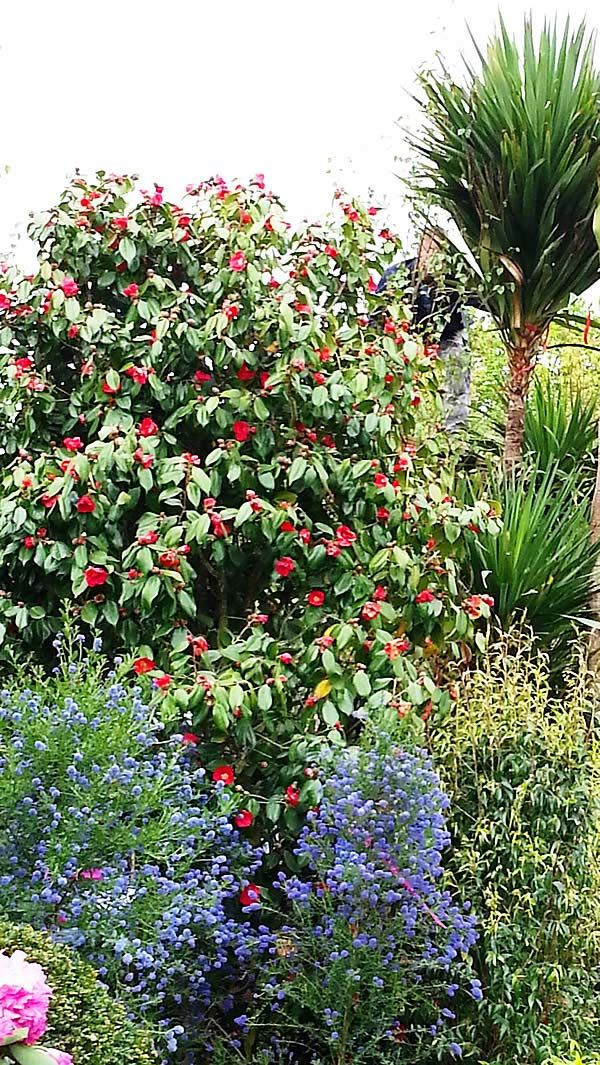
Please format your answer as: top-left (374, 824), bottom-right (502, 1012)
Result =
top-left (384, 637), bottom-right (410, 660)
top-left (123, 283), bottom-right (139, 299)
top-left (0, 948), bottom-right (52, 1045)
top-left (361, 601), bottom-right (381, 621)
top-left (79, 867), bottom-right (104, 881)
top-left (229, 251), bottom-right (248, 272)
top-left (46, 1051), bottom-right (74, 1065)
top-left (61, 278), bottom-right (79, 297)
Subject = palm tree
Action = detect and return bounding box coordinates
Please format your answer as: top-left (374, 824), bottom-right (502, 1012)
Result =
top-left (413, 17), bottom-right (600, 470)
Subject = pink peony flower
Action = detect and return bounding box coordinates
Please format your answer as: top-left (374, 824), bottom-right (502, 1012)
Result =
top-left (0, 949), bottom-right (52, 1044)
top-left (46, 1050), bottom-right (74, 1065)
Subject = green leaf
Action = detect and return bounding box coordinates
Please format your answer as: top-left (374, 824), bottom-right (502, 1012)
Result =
top-left (288, 456), bottom-right (307, 484)
top-left (141, 575), bottom-right (160, 610)
top-left (119, 235), bottom-right (137, 265)
top-left (103, 599), bottom-right (119, 626)
top-left (257, 684), bottom-right (273, 711)
top-left (353, 670), bottom-right (371, 697)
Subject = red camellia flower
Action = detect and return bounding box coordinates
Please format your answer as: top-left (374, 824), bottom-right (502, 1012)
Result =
top-left (384, 637), bottom-right (410, 660)
top-left (123, 283), bottom-right (139, 299)
top-left (114, 216), bottom-right (129, 230)
top-left (133, 448), bottom-right (153, 468)
top-left (67, 324), bottom-right (80, 339)
top-left (138, 417), bottom-right (159, 437)
top-left (102, 379), bottom-right (121, 395)
top-left (14, 356), bottom-right (34, 372)
top-left (234, 809), bottom-right (254, 829)
top-left (279, 652), bottom-right (294, 665)
top-left (194, 369), bottom-right (212, 384)
top-left (189, 635), bottom-right (209, 655)
top-left (325, 541), bottom-right (341, 558)
top-left (361, 601), bottom-right (381, 621)
top-left (127, 568), bottom-right (142, 579)
top-left (61, 277), bottom-right (79, 297)
top-left (307, 590), bottom-right (325, 607)
top-left (415, 589), bottom-right (436, 604)
top-left (23, 535), bottom-right (36, 549)
top-left (373, 585), bottom-right (387, 601)
top-left (232, 420), bottom-right (251, 442)
top-left (224, 303), bottom-right (239, 320)
top-left (63, 436), bottom-right (83, 452)
top-left (212, 765), bottom-right (235, 786)
top-left (274, 556), bottom-right (296, 578)
top-left (285, 785), bottom-right (301, 807)
top-left (137, 530), bottom-right (158, 545)
top-left (377, 507), bottom-right (390, 522)
top-left (133, 656), bottom-right (156, 675)
top-left (335, 525), bottom-right (357, 547)
top-left (293, 302), bottom-right (311, 313)
top-left (40, 494), bottom-right (59, 509)
top-left (239, 883), bottom-right (261, 907)
top-left (324, 244), bottom-right (338, 258)
top-left (182, 732), bottom-right (199, 745)
top-left (373, 472), bottom-right (389, 488)
top-left (84, 565), bottom-right (108, 588)
top-left (236, 362), bottom-right (255, 382)
top-left (229, 250), bottom-right (248, 272)
top-left (159, 550), bottom-right (180, 569)
top-left (76, 494), bottom-right (96, 514)
top-left (298, 528), bottom-right (311, 544)
top-left (280, 521), bottom-right (295, 533)
top-left (154, 674), bottom-right (172, 689)
top-left (125, 365), bottom-right (150, 385)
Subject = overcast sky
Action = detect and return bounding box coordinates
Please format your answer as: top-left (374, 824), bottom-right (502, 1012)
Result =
top-left (1, 0), bottom-right (597, 258)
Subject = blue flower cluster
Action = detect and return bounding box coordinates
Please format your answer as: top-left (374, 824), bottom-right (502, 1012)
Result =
top-left (0, 670), bottom-right (272, 1063)
top-left (262, 742), bottom-right (479, 1062)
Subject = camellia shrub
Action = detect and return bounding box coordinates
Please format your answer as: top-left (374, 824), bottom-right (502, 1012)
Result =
top-left (0, 172), bottom-right (497, 806)
top-left (0, 922), bottom-right (157, 1065)
top-left (0, 648), bottom-right (273, 1061)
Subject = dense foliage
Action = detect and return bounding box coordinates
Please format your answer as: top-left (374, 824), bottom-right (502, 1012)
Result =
top-left (247, 740), bottom-right (480, 1064)
top-left (0, 649), bottom-right (271, 1061)
top-left (0, 173), bottom-right (496, 807)
top-left (0, 921), bottom-right (157, 1064)
top-left (431, 641), bottom-right (600, 1063)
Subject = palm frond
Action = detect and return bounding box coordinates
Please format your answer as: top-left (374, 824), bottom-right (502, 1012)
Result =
top-left (412, 16), bottom-right (600, 343)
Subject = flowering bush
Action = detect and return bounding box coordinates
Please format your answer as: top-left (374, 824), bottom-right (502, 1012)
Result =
top-left (0, 922), bottom-right (156, 1064)
top-left (0, 946), bottom-right (73, 1065)
top-left (0, 650), bottom-right (272, 1061)
top-left (234, 740), bottom-right (481, 1064)
top-left (0, 172), bottom-right (497, 804)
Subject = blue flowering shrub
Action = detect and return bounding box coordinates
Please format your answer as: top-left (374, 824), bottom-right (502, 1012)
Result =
top-left (0, 642), bottom-right (272, 1063)
top-left (232, 739), bottom-right (481, 1064)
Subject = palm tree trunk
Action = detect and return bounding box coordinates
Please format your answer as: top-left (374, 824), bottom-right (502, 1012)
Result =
top-left (503, 340), bottom-right (537, 473)
top-left (588, 417), bottom-right (600, 668)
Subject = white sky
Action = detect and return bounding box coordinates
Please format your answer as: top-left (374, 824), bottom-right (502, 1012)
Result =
top-left (0, 0), bottom-right (598, 260)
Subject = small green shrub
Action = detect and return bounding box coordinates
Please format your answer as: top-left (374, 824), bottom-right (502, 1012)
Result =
top-left (467, 463), bottom-right (599, 660)
top-left (430, 638), bottom-right (600, 1063)
top-left (0, 921), bottom-right (157, 1064)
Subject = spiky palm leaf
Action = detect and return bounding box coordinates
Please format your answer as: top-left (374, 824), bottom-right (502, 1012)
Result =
top-left (469, 464), bottom-right (600, 657)
top-left (413, 17), bottom-right (600, 466)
